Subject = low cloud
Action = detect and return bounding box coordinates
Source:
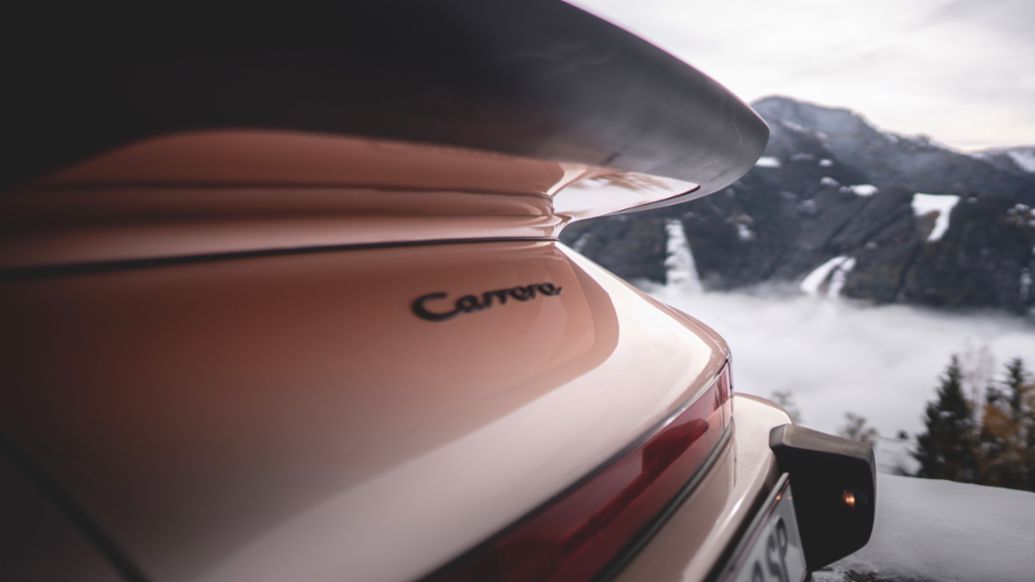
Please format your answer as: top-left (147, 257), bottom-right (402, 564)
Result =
top-left (645, 285), bottom-right (1035, 438)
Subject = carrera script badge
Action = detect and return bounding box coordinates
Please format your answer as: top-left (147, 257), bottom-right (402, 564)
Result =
top-left (412, 282), bottom-right (563, 322)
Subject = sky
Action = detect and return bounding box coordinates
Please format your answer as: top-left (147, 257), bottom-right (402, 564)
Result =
top-left (575, 0), bottom-right (1035, 151)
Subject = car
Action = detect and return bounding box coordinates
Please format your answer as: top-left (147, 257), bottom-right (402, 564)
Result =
top-left (0, 2), bottom-right (875, 581)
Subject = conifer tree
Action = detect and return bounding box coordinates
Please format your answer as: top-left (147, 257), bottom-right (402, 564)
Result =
top-left (1001, 358), bottom-right (1035, 490)
top-left (1004, 358), bottom-right (1028, 421)
top-left (913, 355), bottom-right (979, 482)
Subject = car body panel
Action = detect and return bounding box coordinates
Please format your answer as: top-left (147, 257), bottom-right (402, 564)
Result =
top-left (0, 3), bottom-right (796, 580)
top-left (1, 131), bottom-right (697, 272)
top-left (0, 453), bottom-right (125, 582)
top-left (614, 396), bottom-right (789, 582)
top-left (4, 2), bottom-right (767, 201)
top-left (1, 240), bottom-right (729, 581)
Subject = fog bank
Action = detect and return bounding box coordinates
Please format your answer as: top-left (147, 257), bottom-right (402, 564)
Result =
top-left (643, 284), bottom-right (1035, 439)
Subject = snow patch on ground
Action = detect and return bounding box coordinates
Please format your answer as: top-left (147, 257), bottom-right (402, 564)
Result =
top-left (756, 156), bottom-right (781, 168)
top-left (1007, 149), bottom-right (1035, 173)
top-left (819, 158), bottom-right (834, 167)
top-left (791, 152), bottom-right (815, 162)
top-left (798, 199), bottom-right (818, 216)
top-left (827, 258), bottom-right (856, 296)
top-left (911, 193), bottom-right (960, 242)
top-left (848, 184), bottom-right (878, 197)
top-left (572, 233), bottom-right (591, 253)
top-left (736, 223), bottom-right (755, 242)
top-left (1007, 203), bottom-right (1035, 228)
top-left (801, 256), bottom-right (855, 297)
top-left (818, 474), bottom-right (1035, 582)
top-left (820, 176), bottom-right (840, 188)
top-left (1009, 203), bottom-right (1033, 215)
top-left (783, 121), bottom-right (808, 133)
top-left (663, 219), bottom-right (703, 294)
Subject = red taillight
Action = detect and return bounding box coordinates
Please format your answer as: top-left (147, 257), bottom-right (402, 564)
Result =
top-left (425, 362), bottom-right (733, 581)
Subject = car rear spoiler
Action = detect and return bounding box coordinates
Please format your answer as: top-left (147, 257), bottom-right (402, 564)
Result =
top-left (4, 1), bottom-right (767, 208)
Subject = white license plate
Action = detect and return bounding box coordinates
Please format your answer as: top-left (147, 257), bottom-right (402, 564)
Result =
top-left (729, 477), bottom-right (807, 582)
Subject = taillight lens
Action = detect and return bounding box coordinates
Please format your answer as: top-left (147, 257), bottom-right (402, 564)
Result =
top-left (425, 361), bottom-right (733, 581)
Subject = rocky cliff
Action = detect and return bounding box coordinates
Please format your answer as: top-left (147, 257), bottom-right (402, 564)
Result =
top-left (562, 96), bottom-right (1035, 314)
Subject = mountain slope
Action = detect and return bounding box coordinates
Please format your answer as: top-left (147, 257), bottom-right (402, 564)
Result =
top-left (754, 96), bottom-right (1035, 202)
top-left (973, 146), bottom-right (1035, 176)
top-left (561, 96), bottom-right (1035, 314)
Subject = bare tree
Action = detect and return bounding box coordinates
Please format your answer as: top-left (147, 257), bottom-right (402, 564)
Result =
top-left (838, 412), bottom-right (879, 449)
top-left (959, 341), bottom-right (996, 412)
top-left (769, 390), bottom-right (802, 424)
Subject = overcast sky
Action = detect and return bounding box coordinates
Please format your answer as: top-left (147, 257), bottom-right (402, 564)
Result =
top-left (575, 0), bottom-right (1035, 150)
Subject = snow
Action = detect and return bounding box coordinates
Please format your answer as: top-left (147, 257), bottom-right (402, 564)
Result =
top-left (736, 223), bottom-right (755, 242)
top-left (911, 193), bottom-right (961, 242)
top-left (973, 148), bottom-right (1035, 174)
top-left (818, 474), bottom-right (1035, 582)
top-left (801, 256), bottom-right (855, 297)
top-left (782, 121), bottom-right (808, 133)
top-left (572, 233), bottom-right (591, 253)
top-left (1007, 203), bottom-right (1035, 228)
top-left (848, 184), bottom-right (878, 197)
top-left (663, 219), bottom-right (703, 293)
top-left (819, 158), bottom-right (834, 167)
top-left (798, 199), bottom-right (818, 216)
top-left (1007, 149), bottom-right (1035, 173)
top-left (827, 257), bottom-right (856, 296)
top-left (756, 156), bottom-right (781, 168)
top-left (791, 152), bottom-right (815, 162)
top-left (820, 176), bottom-right (840, 188)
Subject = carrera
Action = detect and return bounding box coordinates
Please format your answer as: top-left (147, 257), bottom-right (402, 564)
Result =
top-left (412, 282), bottom-right (563, 321)
top-left (0, 3), bottom-right (877, 582)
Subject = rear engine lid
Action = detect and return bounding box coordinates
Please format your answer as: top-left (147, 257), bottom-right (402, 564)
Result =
top-left (0, 241), bottom-right (730, 581)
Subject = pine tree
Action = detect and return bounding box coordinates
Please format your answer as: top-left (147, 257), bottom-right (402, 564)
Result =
top-left (1025, 377), bottom-right (1035, 492)
top-left (1004, 358), bottom-right (1028, 421)
top-left (913, 355), bottom-right (979, 482)
top-left (1001, 358), bottom-right (1035, 490)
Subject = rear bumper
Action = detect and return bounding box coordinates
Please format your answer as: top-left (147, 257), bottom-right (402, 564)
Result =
top-left (614, 395), bottom-right (877, 581)
top-left (613, 395), bottom-right (788, 581)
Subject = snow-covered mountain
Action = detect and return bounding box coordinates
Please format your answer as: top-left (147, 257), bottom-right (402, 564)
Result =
top-left (562, 96), bottom-right (1035, 314)
top-left (973, 146), bottom-right (1035, 176)
top-left (755, 96), bottom-right (1035, 202)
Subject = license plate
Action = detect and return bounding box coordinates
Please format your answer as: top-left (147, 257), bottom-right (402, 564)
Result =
top-left (724, 475), bottom-right (808, 582)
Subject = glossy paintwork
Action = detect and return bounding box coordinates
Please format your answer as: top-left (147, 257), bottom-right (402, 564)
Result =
top-left (1, 1), bottom-right (774, 578)
top-left (426, 365), bottom-right (730, 581)
top-left (3, 2), bottom-right (768, 200)
top-left (614, 396), bottom-right (790, 582)
top-left (0, 455), bottom-right (123, 582)
top-left (0, 240), bottom-right (727, 581)
top-left (0, 131), bottom-right (696, 271)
